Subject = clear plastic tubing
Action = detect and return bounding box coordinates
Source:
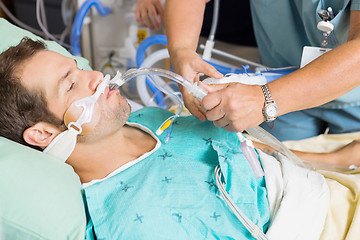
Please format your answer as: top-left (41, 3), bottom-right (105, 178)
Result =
top-left (111, 67), bottom-right (208, 100)
top-left (246, 126), bottom-right (305, 167)
top-left (136, 49), bottom-right (170, 107)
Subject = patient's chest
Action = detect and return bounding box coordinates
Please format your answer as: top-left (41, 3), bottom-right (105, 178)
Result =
top-left (83, 135), bottom-right (270, 239)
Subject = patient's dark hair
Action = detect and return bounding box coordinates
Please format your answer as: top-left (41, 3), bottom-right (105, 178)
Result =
top-left (0, 37), bottom-right (65, 150)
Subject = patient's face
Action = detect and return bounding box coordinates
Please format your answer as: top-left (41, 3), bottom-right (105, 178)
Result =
top-left (19, 50), bottom-right (130, 141)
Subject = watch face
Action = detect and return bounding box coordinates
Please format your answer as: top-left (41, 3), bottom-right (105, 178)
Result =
top-left (265, 104), bottom-right (278, 117)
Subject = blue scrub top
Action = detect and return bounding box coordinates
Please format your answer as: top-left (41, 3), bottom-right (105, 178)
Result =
top-left (250, 0), bottom-right (360, 108)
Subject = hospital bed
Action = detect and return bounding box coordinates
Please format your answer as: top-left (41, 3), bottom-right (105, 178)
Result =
top-left (1, 18), bottom-right (360, 240)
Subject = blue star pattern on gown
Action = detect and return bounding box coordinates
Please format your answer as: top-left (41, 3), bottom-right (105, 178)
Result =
top-left (134, 214), bottom-right (144, 223)
top-left (120, 184), bottom-right (134, 192)
top-left (172, 212), bottom-right (182, 223)
top-left (203, 137), bottom-right (213, 145)
top-left (210, 212), bottom-right (221, 221)
top-left (205, 179), bottom-right (217, 190)
top-left (158, 152), bottom-right (173, 160)
top-left (162, 176), bottom-right (172, 183)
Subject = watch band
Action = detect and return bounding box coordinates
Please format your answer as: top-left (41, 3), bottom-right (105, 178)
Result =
top-left (260, 84), bottom-right (274, 104)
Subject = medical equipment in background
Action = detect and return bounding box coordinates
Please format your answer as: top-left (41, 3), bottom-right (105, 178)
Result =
top-left (73, 0), bottom-right (262, 71)
top-left (74, 0), bottom-right (163, 72)
top-left (135, 34), bottom-right (169, 107)
top-left (72, 0), bottom-right (167, 108)
top-left (0, 0), bottom-right (74, 48)
top-left (1, 0), bottom-right (165, 72)
top-left (71, 0), bottom-right (111, 56)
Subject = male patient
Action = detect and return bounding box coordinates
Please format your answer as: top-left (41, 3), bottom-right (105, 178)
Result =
top-left (0, 38), bottom-right (270, 239)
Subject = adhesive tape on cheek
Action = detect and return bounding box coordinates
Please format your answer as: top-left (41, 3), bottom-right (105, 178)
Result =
top-left (64, 103), bottom-right (99, 135)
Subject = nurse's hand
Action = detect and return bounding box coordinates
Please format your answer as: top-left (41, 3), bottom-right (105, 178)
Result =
top-left (136, 0), bottom-right (164, 30)
top-left (170, 48), bottom-right (223, 121)
top-left (180, 84), bottom-right (206, 121)
top-left (201, 83), bottom-right (265, 132)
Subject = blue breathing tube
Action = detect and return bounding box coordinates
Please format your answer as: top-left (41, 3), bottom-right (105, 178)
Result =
top-left (71, 0), bottom-right (111, 56)
top-left (136, 35), bottom-right (168, 107)
top-left (136, 34), bottom-right (168, 66)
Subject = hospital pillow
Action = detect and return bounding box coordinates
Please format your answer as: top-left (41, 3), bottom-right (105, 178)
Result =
top-left (0, 18), bottom-right (88, 239)
top-left (0, 137), bottom-right (86, 239)
top-left (0, 18), bottom-right (91, 71)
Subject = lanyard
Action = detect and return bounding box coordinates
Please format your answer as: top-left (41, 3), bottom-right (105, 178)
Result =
top-left (317, 2), bottom-right (335, 47)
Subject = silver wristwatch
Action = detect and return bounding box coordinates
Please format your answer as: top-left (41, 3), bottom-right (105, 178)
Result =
top-left (260, 84), bottom-right (278, 122)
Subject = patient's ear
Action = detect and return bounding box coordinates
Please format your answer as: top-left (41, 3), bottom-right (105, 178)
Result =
top-left (23, 122), bottom-right (62, 148)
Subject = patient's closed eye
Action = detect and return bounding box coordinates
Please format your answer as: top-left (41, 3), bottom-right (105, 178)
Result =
top-left (68, 82), bottom-right (75, 92)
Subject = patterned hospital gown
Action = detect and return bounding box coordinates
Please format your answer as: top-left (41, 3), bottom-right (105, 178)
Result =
top-left (84, 107), bottom-right (270, 239)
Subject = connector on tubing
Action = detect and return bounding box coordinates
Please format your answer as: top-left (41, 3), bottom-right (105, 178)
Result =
top-left (188, 82), bottom-right (208, 100)
top-left (109, 71), bottom-right (125, 90)
top-left (237, 132), bottom-right (264, 179)
top-left (156, 118), bottom-right (173, 136)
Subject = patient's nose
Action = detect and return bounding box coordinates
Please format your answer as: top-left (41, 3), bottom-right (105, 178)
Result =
top-left (88, 71), bottom-right (104, 91)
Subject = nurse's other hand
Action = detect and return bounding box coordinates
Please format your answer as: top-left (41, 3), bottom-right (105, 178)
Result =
top-left (180, 85), bottom-right (206, 121)
top-left (201, 83), bottom-right (265, 132)
top-left (170, 48), bottom-right (222, 121)
top-left (136, 0), bottom-right (164, 30)
top-left (170, 48), bottom-right (223, 84)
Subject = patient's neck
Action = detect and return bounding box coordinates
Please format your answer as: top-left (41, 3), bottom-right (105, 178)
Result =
top-left (67, 125), bottom-right (157, 183)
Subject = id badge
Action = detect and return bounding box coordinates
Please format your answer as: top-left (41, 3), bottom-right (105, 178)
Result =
top-left (300, 46), bottom-right (332, 68)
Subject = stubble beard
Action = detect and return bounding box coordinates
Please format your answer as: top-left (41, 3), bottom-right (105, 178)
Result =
top-left (77, 101), bottom-right (132, 143)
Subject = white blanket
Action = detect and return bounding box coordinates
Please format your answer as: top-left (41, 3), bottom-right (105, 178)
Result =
top-left (257, 150), bottom-right (330, 240)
